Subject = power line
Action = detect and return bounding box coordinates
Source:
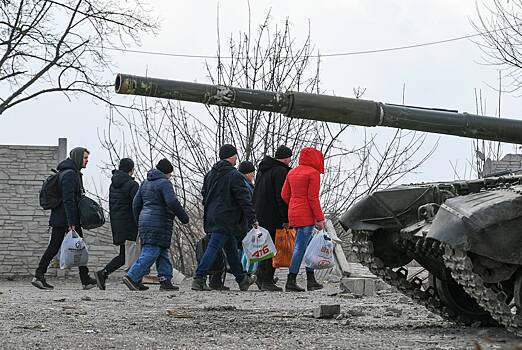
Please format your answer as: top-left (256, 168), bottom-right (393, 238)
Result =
top-left (91, 29), bottom-right (496, 60)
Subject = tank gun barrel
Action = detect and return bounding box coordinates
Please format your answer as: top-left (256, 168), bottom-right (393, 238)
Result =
top-left (115, 73), bottom-right (522, 144)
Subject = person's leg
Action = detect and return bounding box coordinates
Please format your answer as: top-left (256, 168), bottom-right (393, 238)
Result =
top-left (104, 244), bottom-right (126, 274)
top-left (155, 248), bottom-right (173, 282)
top-left (222, 235), bottom-right (246, 283)
top-left (74, 227), bottom-right (94, 286)
top-left (194, 233), bottom-right (227, 279)
top-left (35, 226), bottom-right (66, 277)
top-left (32, 226), bottom-right (66, 289)
top-left (95, 244), bottom-right (126, 290)
top-left (288, 225), bottom-right (315, 275)
top-left (286, 225), bottom-right (315, 292)
top-left (126, 245), bottom-right (161, 283)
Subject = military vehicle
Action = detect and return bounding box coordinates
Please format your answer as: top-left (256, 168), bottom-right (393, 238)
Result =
top-left (115, 73), bottom-right (522, 336)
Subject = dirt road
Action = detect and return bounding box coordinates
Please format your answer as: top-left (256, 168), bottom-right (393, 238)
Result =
top-left (0, 277), bottom-right (520, 349)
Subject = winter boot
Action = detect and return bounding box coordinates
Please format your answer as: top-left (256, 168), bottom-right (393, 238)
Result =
top-left (306, 271), bottom-right (323, 291)
top-left (95, 269), bottom-right (108, 290)
top-left (191, 277), bottom-right (211, 291)
top-left (159, 279), bottom-right (179, 291)
top-left (285, 273), bottom-right (305, 292)
top-left (31, 273), bottom-right (54, 290)
top-left (82, 276), bottom-right (97, 290)
top-left (260, 281), bottom-right (283, 292)
top-left (238, 274), bottom-right (257, 291)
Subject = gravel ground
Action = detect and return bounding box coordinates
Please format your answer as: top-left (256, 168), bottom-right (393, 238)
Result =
top-left (0, 276), bottom-right (520, 350)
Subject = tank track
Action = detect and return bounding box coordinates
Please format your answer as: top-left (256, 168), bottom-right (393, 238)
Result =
top-left (442, 245), bottom-right (522, 336)
top-left (351, 229), bottom-right (477, 325)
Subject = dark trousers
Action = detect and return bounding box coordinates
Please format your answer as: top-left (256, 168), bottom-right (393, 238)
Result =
top-left (256, 228), bottom-right (276, 282)
top-left (36, 226), bottom-right (90, 284)
top-left (104, 244), bottom-right (125, 274)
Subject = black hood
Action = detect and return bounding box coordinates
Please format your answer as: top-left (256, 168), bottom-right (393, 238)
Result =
top-left (208, 159), bottom-right (236, 182)
top-left (57, 158), bottom-right (79, 172)
top-left (111, 169), bottom-right (133, 189)
top-left (258, 156), bottom-right (290, 172)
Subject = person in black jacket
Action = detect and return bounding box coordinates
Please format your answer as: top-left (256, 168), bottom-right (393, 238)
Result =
top-left (191, 144), bottom-right (258, 292)
top-left (253, 145), bottom-right (293, 291)
top-left (95, 158), bottom-right (142, 290)
top-left (32, 147), bottom-right (97, 290)
top-left (122, 159), bottom-right (189, 291)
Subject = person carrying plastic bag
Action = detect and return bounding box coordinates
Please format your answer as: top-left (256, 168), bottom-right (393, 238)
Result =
top-left (281, 147), bottom-right (326, 292)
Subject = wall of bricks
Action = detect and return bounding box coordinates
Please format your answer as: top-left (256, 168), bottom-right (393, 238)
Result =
top-left (0, 139), bottom-right (118, 278)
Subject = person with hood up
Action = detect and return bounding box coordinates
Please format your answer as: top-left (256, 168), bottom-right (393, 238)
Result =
top-left (122, 158), bottom-right (189, 291)
top-left (95, 158), bottom-right (145, 290)
top-left (281, 147), bottom-right (325, 292)
top-left (252, 145), bottom-right (293, 291)
top-left (32, 147), bottom-right (97, 290)
top-left (191, 144), bottom-right (257, 292)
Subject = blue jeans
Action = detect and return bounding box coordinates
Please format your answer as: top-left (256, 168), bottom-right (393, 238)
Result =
top-left (127, 244), bottom-right (172, 283)
top-left (289, 225), bottom-right (315, 275)
top-left (195, 232), bottom-right (245, 283)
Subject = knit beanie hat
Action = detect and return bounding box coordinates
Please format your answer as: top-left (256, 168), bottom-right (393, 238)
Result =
top-left (238, 161), bottom-right (255, 174)
top-left (156, 158), bottom-right (174, 174)
top-left (69, 147), bottom-right (88, 170)
top-left (118, 158), bottom-right (134, 173)
top-left (219, 144), bottom-right (238, 160)
top-left (275, 145), bottom-right (292, 159)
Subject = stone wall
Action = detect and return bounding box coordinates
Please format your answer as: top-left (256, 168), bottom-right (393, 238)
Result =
top-left (0, 139), bottom-right (118, 278)
top-left (482, 154), bottom-right (522, 177)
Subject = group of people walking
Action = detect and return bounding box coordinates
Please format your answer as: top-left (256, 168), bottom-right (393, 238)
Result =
top-left (32, 143), bottom-right (327, 293)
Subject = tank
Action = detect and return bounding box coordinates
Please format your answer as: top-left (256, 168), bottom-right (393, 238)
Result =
top-left (115, 73), bottom-right (522, 335)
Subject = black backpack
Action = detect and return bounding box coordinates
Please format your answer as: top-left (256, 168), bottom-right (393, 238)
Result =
top-left (196, 234), bottom-right (226, 275)
top-left (39, 169), bottom-right (62, 210)
top-left (79, 196), bottom-right (106, 230)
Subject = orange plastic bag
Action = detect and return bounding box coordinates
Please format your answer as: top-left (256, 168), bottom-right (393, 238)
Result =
top-left (272, 228), bottom-right (296, 268)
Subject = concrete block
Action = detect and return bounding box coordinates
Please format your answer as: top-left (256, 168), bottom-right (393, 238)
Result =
top-left (340, 277), bottom-right (376, 296)
top-left (313, 304), bottom-right (341, 319)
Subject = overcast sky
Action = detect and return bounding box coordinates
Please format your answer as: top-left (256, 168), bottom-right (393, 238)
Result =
top-left (1, 0), bottom-right (519, 192)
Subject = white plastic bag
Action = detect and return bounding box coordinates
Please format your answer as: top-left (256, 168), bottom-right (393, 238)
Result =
top-left (242, 226), bottom-right (277, 262)
top-left (304, 229), bottom-right (335, 270)
top-left (59, 230), bottom-right (89, 269)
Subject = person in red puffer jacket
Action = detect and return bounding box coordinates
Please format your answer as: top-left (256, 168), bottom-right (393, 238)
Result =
top-left (281, 147), bottom-right (325, 292)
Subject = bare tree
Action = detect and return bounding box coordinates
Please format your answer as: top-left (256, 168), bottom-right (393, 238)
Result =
top-left (0, 0), bottom-right (158, 115)
top-left (100, 12), bottom-right (434, 274)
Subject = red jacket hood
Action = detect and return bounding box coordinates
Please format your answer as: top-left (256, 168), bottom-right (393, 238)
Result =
top-left (298, 147), bottom-right (324, 174)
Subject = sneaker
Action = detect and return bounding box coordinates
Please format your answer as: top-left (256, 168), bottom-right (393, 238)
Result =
top-left (191, 277), bottom-right (211, 291)
top-left (82, 277), bottom-right (97, 290)
top-left (122, 275), bottom-right (141, 291)
top-left (95, 270), bottom-right (108, 290)
top-left (31, 275), bottom-right (54, 290)
top-left (238, 275), bottom-right (257, 291)
top-left (159, 280), bottom-right (179, 291)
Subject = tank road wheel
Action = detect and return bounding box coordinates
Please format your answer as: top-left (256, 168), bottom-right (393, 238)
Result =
top-left (430, 274), bottom-right (494, 324)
